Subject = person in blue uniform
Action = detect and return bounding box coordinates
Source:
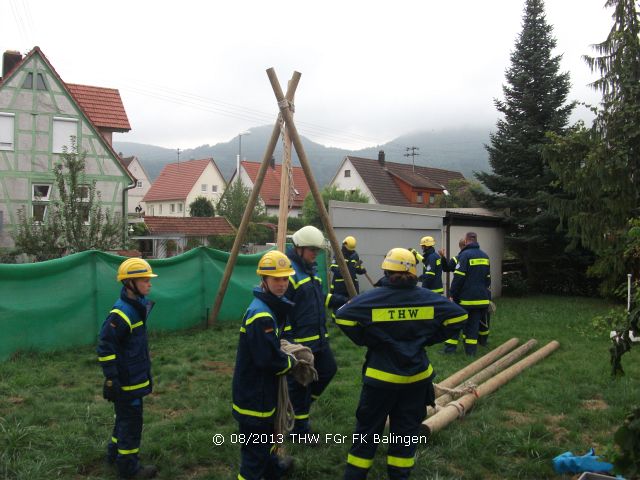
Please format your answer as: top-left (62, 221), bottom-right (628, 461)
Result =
top-left (335, 248), bottom-right (468, 480)
top-left (330, 235), bottom-right (367, 297)
top-left (284, 226), bottom-right (347, 435)
top-left (232, 250), bottom-right (297, 480)
top-left (97, 258), bottom-right (158, 479)
top-left (439, 238), bottom-right (466, 274)
top-left (448, 232), bottom-right (491, 356)
top-left (413, 236), bottom-right (443, 294)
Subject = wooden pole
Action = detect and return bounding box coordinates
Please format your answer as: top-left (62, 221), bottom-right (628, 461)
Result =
top-left (384, 338), bottom-right (519, 429)
top-left (276, 82), bottom-right (293, 251)
top-left (422, 340), bottom-right (560, 436)
top-left (266, 68), bottom-right (357, 298)
top-left (435, 337), bottom-right (520, 390)
top-left (208, 73), bottom-right (301, 326)
top-left (428, 339), bottom-right (538, 416)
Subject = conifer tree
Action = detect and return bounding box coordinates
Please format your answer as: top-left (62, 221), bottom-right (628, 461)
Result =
top-left (476, 0), bottom-right (576, 291)
top-left (545, 0), bottom-right (640, 294)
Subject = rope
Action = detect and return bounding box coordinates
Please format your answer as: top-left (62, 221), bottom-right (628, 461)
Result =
top-left (433, 382), bottom-right (478, 399)
top-left (274, 340), bottom-right (318, 442)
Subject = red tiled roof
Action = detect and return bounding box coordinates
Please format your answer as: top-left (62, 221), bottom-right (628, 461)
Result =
top-left (241, 161), bottom-right (310, 208)
top-left (144, 216), bottom-right (235, 236)
top-left (143, 158), bottom-right (215, 202)
top-left (346, 156), bottom-right (465, 207)
top-left (66, 83), bottom-right (131, 132)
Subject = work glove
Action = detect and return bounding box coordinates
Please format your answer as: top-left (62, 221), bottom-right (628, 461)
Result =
top-left (103, 378), bottom-right (121, 402)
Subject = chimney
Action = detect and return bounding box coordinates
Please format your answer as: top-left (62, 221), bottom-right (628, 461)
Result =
top-left (270, 156), bottom-right (276, 169)
top-left (2, 50), bottom-right (22, 78)
top-left (378, 150), bottom-right (385, 166)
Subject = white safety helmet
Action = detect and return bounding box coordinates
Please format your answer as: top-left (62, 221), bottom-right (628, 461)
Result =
top-left (291, 226), bottom-right (325, 248)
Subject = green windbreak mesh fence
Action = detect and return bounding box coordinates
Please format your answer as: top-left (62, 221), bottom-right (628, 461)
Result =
top-left (0, 246), bottom-right (327, 361)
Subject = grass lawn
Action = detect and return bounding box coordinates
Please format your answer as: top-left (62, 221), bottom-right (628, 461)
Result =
top-left (1, 294), bottom-right (638, 479)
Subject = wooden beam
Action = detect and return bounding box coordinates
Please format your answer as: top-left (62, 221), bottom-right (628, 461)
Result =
top-left (266, 68), bottom-right (357, 298)
top-left (208, 72), bottom-right (301, 326)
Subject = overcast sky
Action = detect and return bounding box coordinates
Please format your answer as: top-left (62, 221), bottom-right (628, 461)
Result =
top-left (1, 0), bottom-right (613, 150)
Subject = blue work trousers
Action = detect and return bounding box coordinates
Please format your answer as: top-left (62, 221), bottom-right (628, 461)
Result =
top-left (107, 397), bottom-right (144, 478)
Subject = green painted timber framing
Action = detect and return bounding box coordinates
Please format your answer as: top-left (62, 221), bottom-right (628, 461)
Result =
top-left (0, 246), bottom-right (328, 361)
top-left (0, 49), bottom-right (132, 248)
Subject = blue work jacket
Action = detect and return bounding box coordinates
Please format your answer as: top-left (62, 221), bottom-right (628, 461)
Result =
top-left (450, 242), bottom-right (491, 309)
top-left (330, 249), bottom-right (366, 296)
top-left (420, 247), bottom-right (444, 294)
top-left (335, 277), bottom-right (467, 389)
top-left (284, 248), bottom-right (346, 352)
top-left (232, 288), bottom-right (293, 425)
top-left (97, 287), bottom-right (154, 400)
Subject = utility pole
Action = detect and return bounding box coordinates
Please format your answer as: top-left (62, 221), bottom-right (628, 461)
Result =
top-left (404, 146), bottom-right (420, 171)
top-left (177, 148), bottom-right (181, 164)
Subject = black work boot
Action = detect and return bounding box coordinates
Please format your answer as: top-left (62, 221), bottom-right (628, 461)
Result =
top-left (277, 455), bottom-right (294, 477)
top-left (121, 464), bottom-right (158, 479)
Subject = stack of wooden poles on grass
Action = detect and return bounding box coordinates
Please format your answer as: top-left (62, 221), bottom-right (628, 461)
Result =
top-left (422, 338), bottom-right (560, 436)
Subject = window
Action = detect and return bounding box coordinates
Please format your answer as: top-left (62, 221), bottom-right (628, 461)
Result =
top-left (170, 203), bottom-right (175, 213)
top-left (211, 185), bottom-right (217, 193)
top-left (201, 184), bottom-right (207, 192)
top-left (32, 204), bottom-right (47, 222)
top-left (0, 113), bottom-right (15, 151)
top-left (344, 169), bottom-right (351, 178)
top-left (75, 185), bottom-right (89, 201)
top-left (429, 195), bottom-right (435, 205)
top-left (416, 192), bottom-right (423, 203)
top-left (53, 117), bottom-right (78, 153)
top-left (137, 180), bottom-right (143, 188)
top-left (32, 184), bottom-right (52, 223)
top-left (149, 206), bottom-right (155, 216)
top-left (178, 203), bottom-right (183, 212)
top-left (33, 184), bottom-right (52, 201)
top-left (159, 204), bottom-right (163, 214)
top-left (22, 72), bottom-right (33, 89)
top-left (21, 72), bottom-right (48, 91)
top-left (36, 73), bottom-right (48, 91)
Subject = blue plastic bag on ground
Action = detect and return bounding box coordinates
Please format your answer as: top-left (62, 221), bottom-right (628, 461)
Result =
top-left (552, 448), bottom-right (613, 474)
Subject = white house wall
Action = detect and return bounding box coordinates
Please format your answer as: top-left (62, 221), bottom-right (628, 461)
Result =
top-left (186, 162), bottom-right (225, 215)
top-left (330, 158), bottom-right (376, 203)
top-left (127, 158), bottom-right (151, 214)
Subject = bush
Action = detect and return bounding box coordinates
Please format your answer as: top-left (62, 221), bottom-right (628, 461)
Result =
top-left (502, 271), bottom-right (529, 296)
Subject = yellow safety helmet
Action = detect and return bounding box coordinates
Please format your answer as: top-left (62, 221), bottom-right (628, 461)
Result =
top-left (381, 248), bottom-right (417, 276)
top-left (343, 236), bottom-right (357, 251)
top-left (117, 258), bottom-right (157, 282)
top-left (256, 250), bottom-right (295, 277)
top-left (420, 236), bottom-right (436, 247)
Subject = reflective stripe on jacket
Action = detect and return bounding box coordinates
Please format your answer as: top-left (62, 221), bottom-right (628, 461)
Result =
top-left (97, 288), bottom-right (154, 399)
top-left (335, 277), bottom-right (467, 389)
top-left (232, 289), bottom-right (293, 424)
top-left (420, 248), bottom-right (443, 294)
top-left (284, 248), bottom-right (345, 351)
top-left (449, 243), bottom-right (491, 308)
top-left (330, 250), bottom-right (365, 295)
